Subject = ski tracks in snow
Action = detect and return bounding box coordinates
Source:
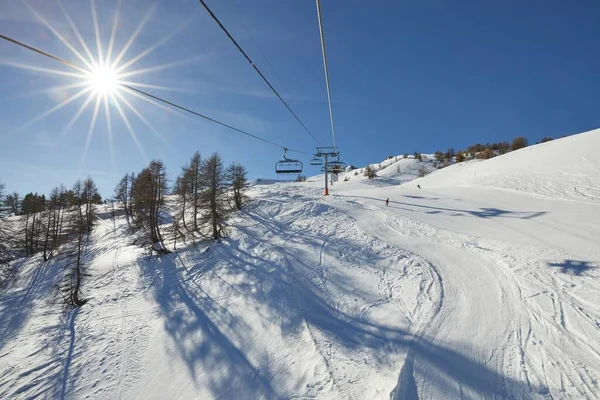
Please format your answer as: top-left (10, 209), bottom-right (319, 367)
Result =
top-left (332, 197), bottom-right (519, 398)
top-left (392, 257), bottom-right (444, 400)
top-left (249, 202), bottom-right (343, 397)
top-left (77, 220), bottom-right (152, 399)
top-left (112, 243), bottom-right (129, 398)
top-left (333, 193), bottom-right (600, 399)
top-left (243, 195), bottom-right (441, 399)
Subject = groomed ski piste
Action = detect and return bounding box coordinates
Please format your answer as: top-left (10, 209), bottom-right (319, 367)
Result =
top-left (1, 129), bottom-right (599, 399)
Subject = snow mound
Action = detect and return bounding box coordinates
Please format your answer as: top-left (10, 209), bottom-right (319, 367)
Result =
top-left (337, 155), bottom-right (436, 185)
top-left (416, 129), bottom-right (600, 203)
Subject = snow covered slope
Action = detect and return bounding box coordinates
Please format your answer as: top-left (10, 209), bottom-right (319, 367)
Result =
top-left (1, 130), bottom-right (599, 399)
top-left (416, 129), bottom-right (600, 203)
top-left (338, 154), bottom-right (436, 185)
top-left (0, 194), bottom-right (438, 399)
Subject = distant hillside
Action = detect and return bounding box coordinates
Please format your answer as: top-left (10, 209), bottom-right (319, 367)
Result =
top-left (415, 128), bottom-right (600, 203)
top-left (333, 154), bottom-right (437, 185)
top-left (320, 129), bottom-right (599, 204)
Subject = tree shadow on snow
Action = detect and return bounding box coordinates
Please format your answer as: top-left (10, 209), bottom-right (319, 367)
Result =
top-left (138, 254), bottom-right (279, 399)
top-left (1, 308), bottom-right (83, 400)
top-left (362, 177), bottom-right (403, 187)
top-left (0, 235), bottom-right (104, 398)
top-left (0, 258), bottom-right (59, 352)
top-left (404, 195), bottom-right (440, 200)
top-left (135, 198), bottom-right (543, 399)
top-left (339, 194), bottom-right (547, 220)
top-left (239, 208), bottom-right (541, 398)
top-left (548, 260), bottom-right (596, 276)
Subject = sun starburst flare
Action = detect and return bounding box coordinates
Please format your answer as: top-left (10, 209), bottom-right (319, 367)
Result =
top-left (87, 65), bottom-right (119, 95)
top-left (2, 0), bottom-right (195, 165)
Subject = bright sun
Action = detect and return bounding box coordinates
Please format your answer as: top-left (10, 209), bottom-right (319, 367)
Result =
top-left (6, 0), bottom-right (194, 163)
top-left (87, 65), bottom-right (119, 95)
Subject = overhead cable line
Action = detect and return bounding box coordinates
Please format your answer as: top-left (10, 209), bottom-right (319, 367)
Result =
top-left (0, 33), bottom-right (311, 155)
top-left (196, 0), bottom-right (323, 145)
top-left (315, 0), bottom-right (337, 150)
top-left (120, 84), bottom-right (308, 152)
top-left (0, 33), bottom-right (87, 73)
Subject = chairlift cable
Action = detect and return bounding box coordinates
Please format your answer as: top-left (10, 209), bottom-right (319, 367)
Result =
top-left (315, 0), bottom-right (337, 151)
top-left (121, 84), bottom-right (309, 153)
top-left (230, 6), bottom-right (284, 91)
top-left (196, 0), bottom-right (323, 145)
top-left (0, 33), bottom-right (86, 73)
top-left (0, 33), bottom-right (312, 156)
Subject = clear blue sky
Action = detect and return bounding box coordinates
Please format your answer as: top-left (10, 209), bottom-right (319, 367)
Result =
top-left (1, 0), bottom-right (599, 197)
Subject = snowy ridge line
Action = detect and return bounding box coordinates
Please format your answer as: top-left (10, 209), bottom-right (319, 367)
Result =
top-left (412, 129), bottom-right (600, 204)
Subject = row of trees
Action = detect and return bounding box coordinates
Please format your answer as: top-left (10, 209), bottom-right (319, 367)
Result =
top-left (7, 179), bottom-right (102, 260)
top-left (2, 148), bottom-right (248, 293)
top-left (0, 183), bottom-right (11, 272)
top-left (63, 178), bottom-right (100, 307)
top-left (431, 135), bottom-right (542, 165)
top-left (359, 134), bottom-right (548, 181)
top-left (397, 153), bottom-right (425, 162)
top-left (0, 183), bottom-right (11, 287)
top-left (114, 151), bottom-right (248, 251)
top-left (0, 178), bottom-right (101, 306)
top-left (2, 150), bottom-right (248, 302)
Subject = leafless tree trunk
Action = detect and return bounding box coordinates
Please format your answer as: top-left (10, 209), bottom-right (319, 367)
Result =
top-left (131, 160), bottom-right (169, 251)
top-left (227, 162), bottom-right (248, 211)
top-left (189, 152), bottom-right (202, 232)
top-left (200, 153), bottom-right (229, 240)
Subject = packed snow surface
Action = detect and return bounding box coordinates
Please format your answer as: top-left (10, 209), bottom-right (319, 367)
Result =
top-left (1, 130), bottom-right (599, 399)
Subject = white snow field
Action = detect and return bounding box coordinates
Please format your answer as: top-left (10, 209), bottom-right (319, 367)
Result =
top-left (1, 129), bottom-right (599, 399)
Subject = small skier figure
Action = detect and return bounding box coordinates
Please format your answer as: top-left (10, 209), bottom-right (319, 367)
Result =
top-left (417, 184), bottom-right (421, 189)
top-left (385, 198), bottom-right (389, 206)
